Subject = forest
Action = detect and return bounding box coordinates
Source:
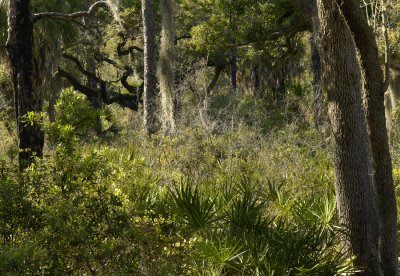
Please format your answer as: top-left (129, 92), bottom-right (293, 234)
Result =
top-left (0, 0), bottom-right (400, 275)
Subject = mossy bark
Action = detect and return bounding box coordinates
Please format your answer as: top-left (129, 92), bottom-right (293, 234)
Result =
top-left (142, 0), bottom-right (158, 134)
top-left (317, 0), bottom-right (380, 273)
top-left (159, 0), bottom-right (176, 134)
top-left (339, 1), bottom-right (398, 274)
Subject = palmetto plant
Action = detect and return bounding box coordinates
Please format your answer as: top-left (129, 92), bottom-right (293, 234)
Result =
top-left (169, 178), bottom-right (220, 230)
top-left (197, 238), bottom-right (245, 275)
top-left (169, 176), bottom-right (357, 275)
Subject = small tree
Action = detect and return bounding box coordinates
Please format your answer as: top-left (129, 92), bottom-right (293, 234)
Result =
top-left (5, 1), bottom-right (112, 169)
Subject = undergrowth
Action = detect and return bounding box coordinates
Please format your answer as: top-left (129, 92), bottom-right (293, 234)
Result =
top-left (0, 88), bottom-right (366, 275)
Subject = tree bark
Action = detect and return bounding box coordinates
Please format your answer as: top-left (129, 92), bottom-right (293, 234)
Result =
top-left (159, 0), bottom-right (176, 134)
top-left (339, 1), bottom-right (398, 274)
top-left (6, 0), bottom-right (44, 169)
top-left (317, 0), bottom-right (380, 274)
top-left (141, 0), bottom-right (158, 134)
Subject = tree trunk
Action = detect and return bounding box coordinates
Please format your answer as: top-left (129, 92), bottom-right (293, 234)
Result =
top-left (310, 34), bottom-right (324, 128)
top-left (386, 72), bottom-right (400, 130)
top-left (48, 73), bottom-right (62, 123)
top-left (230, 46), bottom-right (237, 94)
top-left (141, 0), bottom-right (158, 134)
top-left (252, 64), bottom-right (260, 96)
top-left (6, 0), bottom-right (44, 169)
top-left (317, 0), bottom-right (380, 274)
top-left (339, 1), bottom-right (398, 274)
top-left (159, 0), bottom-right (176, 134)
top-left (83, 17), bottom-right (103, 133)
top-left (206, 65), bottom-right (224, 96)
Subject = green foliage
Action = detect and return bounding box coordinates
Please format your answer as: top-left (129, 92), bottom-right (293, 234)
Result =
top-left (170, 179), bottom-right (219, 230)
top-left (45, 88), bottom-right (119, 152)
top-left (54, 88), bottom-right (103, 136)
top-left (197, 238), bottom-right (245, 274)
top-left (0, 114), bottom-right (356, 274)
top-left (167, 175), bottom-right (354, 275)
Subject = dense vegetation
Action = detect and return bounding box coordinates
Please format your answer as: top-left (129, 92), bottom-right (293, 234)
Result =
top-left (0, 0), bottom-right (399, 274)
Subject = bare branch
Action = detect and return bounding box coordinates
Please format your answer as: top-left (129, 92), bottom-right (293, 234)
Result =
top-left (62, 53), bottom-right (103, 84)
top-left (94, 52), bottom-right (143, 94)
top-left (57, 68), bottom-right (99, 99)
top-left (58, 67), bottom-right (141, 110)
top-left (117, 33), bottom-right (143, 56)
top-left (33, 1), bottom-right (109, 22)
top-left (94, 52), bottom-right (123, 69)
top-left (175, 35), bottom-right (192, 44)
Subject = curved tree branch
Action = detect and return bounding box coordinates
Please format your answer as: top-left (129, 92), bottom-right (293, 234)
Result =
top-left (117, 32), bottom-right (143, 57)
top-left (63, 53), bottom-right (103, 84)
top-left (57, 68), bottom-right (99, 99)
top-left (58, 67), bottom-right (141, 110)
top-left (33, 1), bottom-right (109, 22)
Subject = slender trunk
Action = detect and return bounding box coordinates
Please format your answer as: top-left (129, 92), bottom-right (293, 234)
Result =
top-left (159, 0), bottom-right (176, 134)
top-left (340, 1), bottom-right (398, 274)
top-left (48, 73), bottom-right (62, 122)
top-left (386, 72), bottom-right (400, 130)
top-left (273, 69), bottom-right (285, 101)
top-left (230, 46), bottom-right (237, 94)
top-left (6, 0), bottom-right (44, 169)
top-left (317, 0), bottom-right (380, 274)
top-left (83, 17), bottom-right (102, 110)
top-left (310, 34), bottom-right (323, 128)
top-left (390, 71), bottom-right (400, 106)
top-left (252, 64), bottom-right (260, 96)
top-left (141, 0), bottom-right (158, 134)
top-left (206, 65), bottom-right (223, 95)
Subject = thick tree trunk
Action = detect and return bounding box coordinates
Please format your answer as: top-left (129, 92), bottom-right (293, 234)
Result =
top-left (317, 1), bottom-right (380, 274)
top-left (141, 0), bottom-right (158, 134)
top-left (339, 1), bottom-right (398, 274)
top-left (6, 0), bottom-right (44, 169)
top-left (159, 0), bottom-right (176, 134)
